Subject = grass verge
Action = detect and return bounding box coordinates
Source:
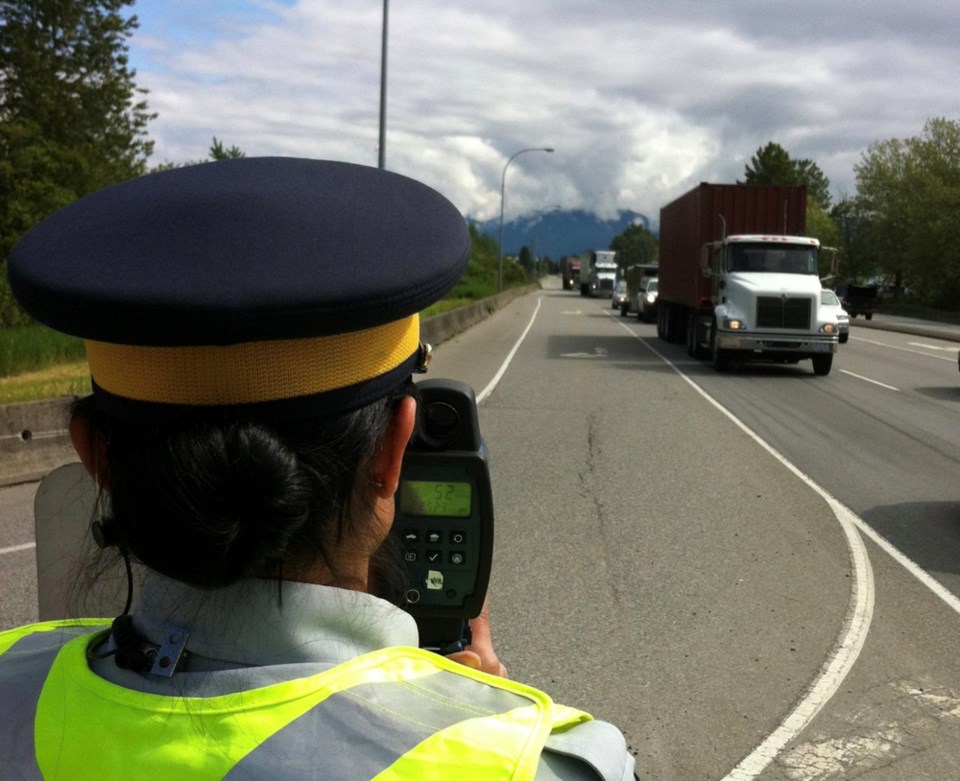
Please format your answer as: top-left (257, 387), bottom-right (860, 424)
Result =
top-left (0, 361), bottom-right (90, 404)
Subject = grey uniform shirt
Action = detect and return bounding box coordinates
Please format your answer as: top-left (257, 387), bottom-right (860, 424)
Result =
top-left (88, 573), bottom-right (635, 780)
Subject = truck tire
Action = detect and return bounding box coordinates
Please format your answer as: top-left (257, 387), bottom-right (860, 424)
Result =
top-left (656, 305), bottom-right (666, 340)
top-left (865, 313), bottom-right (873, 321)
top-left (688, 313), bottom-right (708, 359)
top-left (663, 305), bottom-right (682, 343)
top-left (812, 353), bottom-right (833, 376)
top-left (710, 323), bottom-right (731, 372)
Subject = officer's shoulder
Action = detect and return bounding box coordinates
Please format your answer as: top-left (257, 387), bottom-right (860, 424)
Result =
top-left (538, 718), bottom-right (637, 781)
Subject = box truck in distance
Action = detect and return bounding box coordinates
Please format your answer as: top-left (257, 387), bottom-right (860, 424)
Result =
top-left (656, 183), bottom-right (839, 376)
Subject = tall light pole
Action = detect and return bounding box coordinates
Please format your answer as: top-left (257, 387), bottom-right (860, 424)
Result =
top-left (531, 204), bottom-right (562, 277)
top-left (498, 147), bottom-right (554, 290)
top-left (378, 0), bottom-right (388, 169)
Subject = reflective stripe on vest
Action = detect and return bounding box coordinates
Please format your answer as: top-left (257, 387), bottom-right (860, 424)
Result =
top-left (0, 621), bottom-right (592, 780)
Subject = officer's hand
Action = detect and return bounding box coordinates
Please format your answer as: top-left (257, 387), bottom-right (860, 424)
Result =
top-left (447, 598), bottom-right (508, 678)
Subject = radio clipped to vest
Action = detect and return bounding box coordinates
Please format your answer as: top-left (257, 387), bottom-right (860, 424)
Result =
top-left (395, 379), bottom-right (494, 656)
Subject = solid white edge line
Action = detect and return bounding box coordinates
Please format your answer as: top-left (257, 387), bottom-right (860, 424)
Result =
top-left (839, 369), bottom-right (900, 391)
top-left (476, 295), bottom-right (543, 404)
top-left (854, 335), bottom-right (956, 362)
top-left (850, 517), bottom-right (960, 616)
top-left (612, 316), bottom-right (875, 780)
top-left (0, 542), bottom-right (36, 556)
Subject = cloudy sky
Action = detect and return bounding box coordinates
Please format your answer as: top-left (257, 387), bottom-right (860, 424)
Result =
top-left (127, 0), bottom-right (959, 227)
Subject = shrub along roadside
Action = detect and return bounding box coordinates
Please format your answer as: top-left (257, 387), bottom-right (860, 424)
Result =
top-left (0, 326), bottom-right (85, 377)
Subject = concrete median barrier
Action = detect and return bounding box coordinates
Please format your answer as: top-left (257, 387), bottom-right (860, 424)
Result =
top-left (0, 397), bottom-right (78, 487)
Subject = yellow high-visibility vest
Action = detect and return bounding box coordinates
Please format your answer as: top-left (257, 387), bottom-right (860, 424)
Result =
top-left (1, 620), bottom-right (620, 780)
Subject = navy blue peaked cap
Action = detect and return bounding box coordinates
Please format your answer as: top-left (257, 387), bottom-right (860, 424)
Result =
top-left (10, 157), bottom-right (470, 346)
top-left (9, 158), bottom-right (471, 416)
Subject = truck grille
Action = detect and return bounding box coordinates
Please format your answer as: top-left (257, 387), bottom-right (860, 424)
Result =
top-left (599, 279), bottom-right (614, 292)
top-left (756, 297), bottom-right (811, 329)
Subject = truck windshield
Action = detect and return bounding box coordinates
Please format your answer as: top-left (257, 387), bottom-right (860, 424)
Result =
top-left (729, 244), bottom-right (818, 274)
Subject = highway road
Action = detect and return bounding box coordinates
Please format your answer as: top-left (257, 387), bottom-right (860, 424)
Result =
top-left (3, 278), bottom-right (960, 779)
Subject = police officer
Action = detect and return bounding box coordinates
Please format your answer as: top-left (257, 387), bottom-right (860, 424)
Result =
top-left (0, 158), bottom-right (637, 779)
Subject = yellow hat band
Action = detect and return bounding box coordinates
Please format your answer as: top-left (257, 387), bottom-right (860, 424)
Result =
top-left (84, 314), bottom-right (420, 406)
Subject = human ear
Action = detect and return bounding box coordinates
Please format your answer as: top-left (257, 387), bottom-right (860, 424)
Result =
top-left (371, 396), bottom-right (416, 498)
top-left (68, 413), bottom-right (109, 489)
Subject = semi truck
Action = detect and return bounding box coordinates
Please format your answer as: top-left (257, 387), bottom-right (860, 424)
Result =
top-left (657, 183), bottom-right (839, 375)
top-left (579, 249), bottom-right (617, 297)
top-left (560, 256), bottom-right (581, 290)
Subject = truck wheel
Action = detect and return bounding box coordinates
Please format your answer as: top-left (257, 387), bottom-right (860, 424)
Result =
top-left (812, 354), bottom-right (833, 376)
top-left (711, 324), bottom-right (730, 372)
top-left (656, 306), bottom-right (666, 340)
top-left (688, 314), bottom-right (708, 359)
top-left (865, 313), bottom-right (873, 321)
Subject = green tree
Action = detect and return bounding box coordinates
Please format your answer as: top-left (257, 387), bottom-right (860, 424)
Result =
top-left (795, 159), bottom-right (832, 211)
top-left (805, 204), bottom-right (840, 279)
top-left (829, 196), bottom-right (877, 286)
top-left (517, 245), bottom-right (533, 276)
top-left (743, 142), bottom-right (832, 209)
top-left (743, 142), bottom-right (796, 186)
top-left (209, 136), bottom-right (246, 161)
top-left (0, 0), bottom-right (154, 325)
top-left (609, 222), bottom-right (658, 270)
top-left (149, 138), bottom-right (247, 173)
top-left (854, 118), bottom-right (960, 304)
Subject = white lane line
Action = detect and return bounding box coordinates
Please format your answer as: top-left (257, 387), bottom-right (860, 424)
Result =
top-left (1, 542), bottom-right (36, 556)
top-left (839, 370), bottom-right (900, 391)
top-left (476, 295), bottom-right (542, 404)
top-left (614, 317), bottom-right (875, 781)
top-left (908, 342), bottom-right (957, 353)
top-left (848, 516), bottom-right (960, 617)
top-left (853, 335), bottom-right (956, 362)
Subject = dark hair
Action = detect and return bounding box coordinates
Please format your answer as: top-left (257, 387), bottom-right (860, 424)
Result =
top-left (71, 384), bottom-right (417, 602)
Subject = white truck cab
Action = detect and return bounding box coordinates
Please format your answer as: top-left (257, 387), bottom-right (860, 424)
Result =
top-left (703, 235), bottom-right (840, 374)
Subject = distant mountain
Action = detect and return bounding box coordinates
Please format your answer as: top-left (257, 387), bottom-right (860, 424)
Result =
top-left (469, 209), bottom-right (651, 259)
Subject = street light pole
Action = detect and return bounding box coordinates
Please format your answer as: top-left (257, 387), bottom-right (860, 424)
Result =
top-left (378, 0), bottom-right (388, 169)
top-left (531, 204), bottom-right (561, 278)
top-left (498, 147), bottom-right (554, 290)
